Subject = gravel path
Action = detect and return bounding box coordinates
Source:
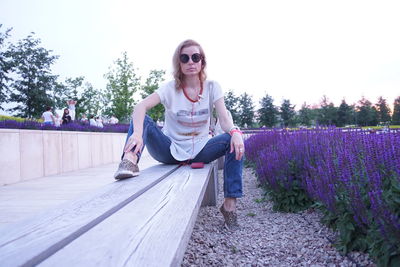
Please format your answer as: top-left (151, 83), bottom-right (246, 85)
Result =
top-left (182, 168), bottom-right (375, 266)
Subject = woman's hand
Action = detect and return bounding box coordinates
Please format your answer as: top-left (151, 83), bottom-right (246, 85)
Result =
top-left (124, 132), bottom-right (143, 156)
top-left (230, 132), bottom-right (245, 160)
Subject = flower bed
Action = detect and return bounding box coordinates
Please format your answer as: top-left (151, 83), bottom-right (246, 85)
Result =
top-left (245, 128), bottom-right (400, 266)
top-left (0, 119), bottom-right (129, 133)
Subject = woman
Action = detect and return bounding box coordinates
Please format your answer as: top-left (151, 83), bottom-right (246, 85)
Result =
top-left (114, 39), bottom-right (245, 230)
top-left (41, 107), bottom-right (55, 126)
top-left (66, 99), bottom-right (77, 121)
top-left (61, 108), bottom-right (72, 125)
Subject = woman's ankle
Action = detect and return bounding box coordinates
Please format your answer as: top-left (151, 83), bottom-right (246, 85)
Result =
top-left (223, 198), bottom-right (236, 212)
top-left (123, 152), bottom-right (138, 164)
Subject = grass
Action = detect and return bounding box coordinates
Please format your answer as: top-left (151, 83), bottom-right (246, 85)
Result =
top-left (254, 198), bottom-right (266, 203)
top-left (361, 125), bottom-right (400, 129)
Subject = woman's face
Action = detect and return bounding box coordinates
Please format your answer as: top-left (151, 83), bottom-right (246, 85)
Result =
top-left (180, 46), bottom-right (202, 78)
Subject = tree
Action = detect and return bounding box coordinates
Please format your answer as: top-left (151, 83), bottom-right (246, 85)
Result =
top-left (375, 96), bottom-right (391, 124)
top-left (7, 33), bottom-right (58, 118)
top-left (78, 82), bottom-right (102, 117)
top-left (279, 99), bottom-right (296, 127)
top-left (103, 51), bottom-right (140, 122)
top-left (51, 76), bottom-right (84, 111)
top-left (392, 96), bottom-right (400, 125)
top-left (0, 25), bottom-right (13, 109)
top-left (224, 89), bottom-right (240, 124)
top-left (141, 69), bottom-right (165, 122)
top-left (316, 95), bottom-right (337, 126)
top-left (258, 94), bottom-right (277, 127)
top-left (356, 96), bottom-right (378, 126)
top-left (337, 99), bottom-right (355, 127)
top-left (298, 102), bottom-right (314, 127)
top-left (237, 92), bottom-right (255, 128)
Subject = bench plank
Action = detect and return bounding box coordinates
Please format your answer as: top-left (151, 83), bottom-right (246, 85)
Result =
top-left (0, 164), bottom-right (179, 267)
top-left (0, 149), bottom-right (155, 228)
top-left (38, 164), bottom-right (214, 267)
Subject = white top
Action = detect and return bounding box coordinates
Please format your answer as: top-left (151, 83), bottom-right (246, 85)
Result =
top-left (96, 119), bottom-right (104, 128)
top-left (42, 111), bottom-right (54, 123)
top-left (109, 117), bottom-right (119, 124)
top-left (68, 104), bottom-right (75, 110)
top-left (156, 80), bottom-right (224, 161)
top-left (89, 118), bottom-right (97, 126)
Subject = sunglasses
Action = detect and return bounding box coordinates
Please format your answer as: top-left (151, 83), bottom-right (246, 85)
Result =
top-left (179, 53), bottom-right (202, 64)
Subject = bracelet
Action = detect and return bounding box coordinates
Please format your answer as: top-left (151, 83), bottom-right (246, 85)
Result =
top-left (230, 129), bottom-right (243, 136)
top-left (229, 126), bottom-right (240, 132)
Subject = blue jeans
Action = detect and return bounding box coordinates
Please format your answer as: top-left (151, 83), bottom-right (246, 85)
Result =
top-left (122, 115), bottom-right (243, 198)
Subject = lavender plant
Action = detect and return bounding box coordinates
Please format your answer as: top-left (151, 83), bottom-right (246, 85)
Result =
top-left (245, 128), bottom-right (400, 266)
top-left (0, 120), bottom-right (129, 133)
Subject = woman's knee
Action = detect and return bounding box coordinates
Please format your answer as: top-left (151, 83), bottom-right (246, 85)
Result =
top-left (144, 115), bottom-right (156, 125)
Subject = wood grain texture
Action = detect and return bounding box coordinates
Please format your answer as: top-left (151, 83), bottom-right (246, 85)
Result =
top-left (38, 164), bottom-right (214, 267)
top-left (0, 164), bottom-right (179, 267)
top-left (0, 149), bottom-right (154, 228)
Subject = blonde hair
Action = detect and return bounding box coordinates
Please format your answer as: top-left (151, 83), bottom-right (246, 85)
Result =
top-left (172, 39), bottom-right (207, 90)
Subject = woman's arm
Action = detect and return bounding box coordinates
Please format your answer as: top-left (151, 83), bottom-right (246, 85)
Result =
top-left (214, 97), bottom-right (245, 160)
top-left (214, 98), bottom-right (234, 132)
top-left (123, 92), bottom-right (161, 155)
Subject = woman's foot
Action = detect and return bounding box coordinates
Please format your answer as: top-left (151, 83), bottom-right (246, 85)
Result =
top-left (220, 199), bottom-right (239, 231)
top-left (114, 159), bottom-right (140, 180)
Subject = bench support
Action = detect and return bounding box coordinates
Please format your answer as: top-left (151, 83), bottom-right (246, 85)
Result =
top-left (201, 162), bottom-right (219, 206)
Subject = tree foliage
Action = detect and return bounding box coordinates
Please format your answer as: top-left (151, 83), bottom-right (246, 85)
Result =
top-left (0, 25), bottom-right (13, 109)
top-left (224, 89), bottom-right (240, 125)
top-left (279, 99), bottom-right (296, 127)
top-left (238, 92), bottom-right (255, 128)
top-left (78, 82), bottom-right (102, 117)
top-left (392, 96), bottom-right (400, 125)
top-left (316, 96), bottom-right (337, 126)
top-left (141, 70), bottom-right (165, 122)
top-left (356, 97), bottom-right (378, 126)
top-left (103, 51), bottom-right (140, 123)
top-left (258, 94), bottom-right (277, 127)
top-left (375, 96), bottom-right (391, 124)
top-left (298, 102), bottom-right (314, 127)
top-left (7, 33), bottom-right (58, 118)
top-left (51, 76), bottom-right (85, 111)
top-left (337, 99), bottom-right (355, 127)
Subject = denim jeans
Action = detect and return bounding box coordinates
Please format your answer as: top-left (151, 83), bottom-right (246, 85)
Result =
top-left (123, 115), bottom-right (243, 198)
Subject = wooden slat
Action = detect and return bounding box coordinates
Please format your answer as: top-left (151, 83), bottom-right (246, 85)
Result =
top-left (0, 148), bottom-right (155, 228)
top-left (38, 164), bottom-right (214, 267)
top-left (0, 164), bottom-right (179, 267)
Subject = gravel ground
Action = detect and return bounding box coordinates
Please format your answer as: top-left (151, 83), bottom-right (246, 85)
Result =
top-left (182, 168), bottom-right (376, 267)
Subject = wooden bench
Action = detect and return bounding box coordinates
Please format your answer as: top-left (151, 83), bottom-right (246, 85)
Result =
top-left (0, 158), bottom-right (219, 266)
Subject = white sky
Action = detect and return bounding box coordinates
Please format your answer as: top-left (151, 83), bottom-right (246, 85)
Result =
top-left (1, 0), bottom-right (400, 111)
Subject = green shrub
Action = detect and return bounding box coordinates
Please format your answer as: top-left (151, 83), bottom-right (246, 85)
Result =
top-left (0, 115), bottom-right (27, 122)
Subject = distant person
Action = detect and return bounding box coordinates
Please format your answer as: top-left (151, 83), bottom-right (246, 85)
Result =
top-left (54, 113), bottom-right (61, 127)
top-left (109, 115), bottom-right (119, 124)
top-left (61, 108), bottom-right (72, 125)
top-left (96, 116), bottom-right (104, 128)
top-left (66, 100), bottom-right (77, 121)
top-left (113, 39), bottom-right (244, 230)
top-left (89, 115), bottom-right (97, 127)
top-left (41, 107), bottom-right (55, 126)
top-left (80, 114), bottom-right (88, 124)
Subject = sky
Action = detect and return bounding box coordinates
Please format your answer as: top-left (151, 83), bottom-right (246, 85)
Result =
top-left (1, 0), bottom-right (400, 112)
